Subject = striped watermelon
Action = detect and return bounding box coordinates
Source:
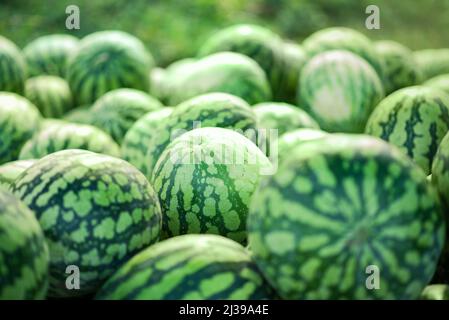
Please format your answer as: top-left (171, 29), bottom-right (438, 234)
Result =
top-left (142, 93), bottom-right (258, 179)
top-left (0, 92), bottom-right (41, 165)
top-left (0, 160), bottom-right (36, 189)
top-left (420, 285), bottom-right (449, 300)
top-left (365, 86), bottom-right (449, 174)
top-left (25, 75), bottom-right (74, 118)
top-left (96, 234), bottom-right (275, 300)
top-left (19, 122), bottom-right (121, 159)
top-left (299, 50), bottom-right (384, 133)
top-left (66, 31), bottom-right (155, 105)
top-left (374, 40), bottom-right (423, 95)
top-left (0, 35), bottom-right (27, 94)
top-left (248, 134), bottom-right (444, 299)
top-left (279, 42), bottom-right (307, 103)
top-left (0, 187), bottom-right (49, 299)
top-left (63, 105), bottom-right (93, 124)
top-left (168, 52), bottom-right (271, 106)
top-left (425, 74), bottom-right (449, 95)
top-left (198, 24), bottom-right (284, 100)
top-left (11, 150), bottom-right (162, 297)
top-left (23, 34), bottom-right (79, 78)
top-left (89, 88), bottom-right (163, 144)
top-left (302, 27), bottom-right (384, 79)
top-left (121, 107), bottom-right (174, 174)
top-left (152, 127), bottom-right (271, 244)
top-left (254, 102), bottom-right (319, 137)
top-left (414, 49), bottom-right (449, 80)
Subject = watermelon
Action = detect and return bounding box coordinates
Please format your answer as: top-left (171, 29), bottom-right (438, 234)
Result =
top-left (121, 107), bottom-right (174, 174)
top-left (0, 35), bottom-right (27, 94)
top-left (152, 127), bottom-right (271, 244)
top-left (66, 31), bottom-right (155, 105)
top-left (414, 49), bottom-right (449, 80)
top-left (0, 92), bottom-right (41, 165)
top-left (0, 187), bottom-right (49, 299)
top-left (279, 42), bottom-right (307, 103)
top-left (11, 150), bottom-right (162, 297)
top-left (425, 74), bottom-right (449, 95)
top-left (277, 128), bottom-right (328, 159)
top-left (168, 52), bottom-right (271, 106)
top-left (431, 130), bottom-right (449, 211)
top-left (299, 50), bottom-right (384, 133)
top-left (141, 93), bottom-right (258, 178)
top-left (198, 24), bottom-right (284, 100)
top-left (365, 86), bottom-right (449, 174)
top-left (96, 234), bottom-right (275, 300)
top-left (302, 27), bottom-right (384, 79)
top-left (149, 68), bottom-right (168, 102)
top-left (0, 160), bottom-right (36, 189)
top-left (63, 105), bottom-right (93, 124)
top-left (420, 285), bottom-right (449, 300)
top-left (25, 75), bottom-right (74, 118)
top-left (374, 40), bottom-right (423, 95)
top-left (160, 58), bottom-right (197, 104)
top-left (19, 122), bottom-right (121, 160)
top-left (89, 88), bottom-right (163, 144)
top-left (247, 134), bottom-right (445, 299)
top-left (253, 102), bottom-right (319, 137)
top-left (23, 34), bottom-right (79, 78)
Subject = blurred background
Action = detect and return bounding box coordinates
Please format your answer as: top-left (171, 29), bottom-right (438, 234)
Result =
top-left (1, 0), bottom-right (448, 66)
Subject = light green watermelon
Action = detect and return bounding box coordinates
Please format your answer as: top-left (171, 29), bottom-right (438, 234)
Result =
top-left (414, 49), bottom-right (449, 80)
top-left (420, 284), bottom-right (449, 300)
top-left (424, 74), bottom-right (449, 95)
top-left (277, 128), bottom-right (328, 159)
top-left (62, 105), bottom-right (93, 124)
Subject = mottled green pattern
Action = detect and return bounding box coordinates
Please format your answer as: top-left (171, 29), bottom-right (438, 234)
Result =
top-left (0, 188), bottom-right (49, 299)
top-left (420, 285), bottom-right (449, 300)
top-left (143, 93), bottom-right (258, 178)
top-left (96, 234), bottom-right (275, 300)
top-left (279, 42), bottom-right (307, 103)
top-left (299, 50), bottom-right (384, 133)
top-left (63, 105), bottom-right (93, 124)
top-left (12, 150), bottom-right (162, 297)
top-left (168, 52), bottom-right (271, 106)
top-left (248, 134), bottom-right (444, 299)
top-left (0, 160), bottom-right (36, 189)
top-left (374, 40), bottom-right (423, 95)
top-left (153, 128), bottom-right (271, 243)
top-left (25, 76), bottom-right (74, 118)
top-left (0, 36), bottom-right (26, 94)
top-left (89, 89), bottom-right (163, 144)
top-left (121, 108), bottom-right (174, 174)
top-left (23, 34), bottom-right (79, 78)
top-left (414, 49), bottom-right (449, 81)
top-left (19, 122), bottom-right (121, 159)
top-left (302, 27), bottom-right (384, 79)
top-left (0, 93), bottom-right (41, 165)
top-left (198, 24), bottom-right (284, 100)
top-left (425, 74), bottom-right (449, 95)
top-left (253, 102), bottom-right (319, 137)
top-left (66, 31), bottom-right (155, 105)
top-left (366, 86), bottom-right (449, 174)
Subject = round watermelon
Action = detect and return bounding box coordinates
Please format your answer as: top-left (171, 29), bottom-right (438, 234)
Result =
top-left (62, 105), bottom-right (93, 124)
top-left (23, 34), bottom-right (79, 78)
top-left (25, 75), bottom-right (74, 118)
top-left (253, 102), bottom-right (319, 137)
top-left (0, 92), bottom-right (41, 165)
top-left (89, 88), bottom-right (163, 144)
top-left (96, 234), bottom-right (275, 300)
top-left (66, 30), bottom-right (155, 105)
top-left (161, 58), bottom-right (197, 104)
top-left (366, 86), bottom-right (449, 174)
top-left (277, 128), bottom-right (328, 159)
top-left (149, 68), bottom-right (168, 102)
top-left (142, 93), bottom-right (258, 179)
top-left (0, 35), bottom-right (27, 94)
top-left (420, 285), bottom-right (449, 300)
top-left (152, 127), bottom-right (271, 244)
top-left (121, 107), bottom-right (174, 174)
top-left (279, 42), bottom-right (307, 103)
top-left (302, 27), bottom-right (384, 78)
top-left (11, 150), bottom-right (162, 297)
top-left (425, 74), bottom-right (449, 95)
top-left (0, 187), bottom-right (49, 299)
top-left (198, 24), bottom-right (284, 100)
top-left (0, 160), bottom-right (36, 189)
top-left (299, 50), bottom-right (384, 133)
top-left (19, 122), bottom-right (121, 160)
top-left (374, 40), bottom-right (423, 95)
top-left (248, 134), bottom-right (445, 299)
top-left (168, 52), bottom-right (271, 106)
top-left (414, 49), bottom-right (449, 81)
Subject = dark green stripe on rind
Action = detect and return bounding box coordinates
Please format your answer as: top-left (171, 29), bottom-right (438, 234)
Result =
top-left (96, 234), bottom-right (275, 300)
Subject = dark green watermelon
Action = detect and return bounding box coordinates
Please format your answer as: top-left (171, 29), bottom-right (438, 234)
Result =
top-left (0, 35), bottom-right (27, 94)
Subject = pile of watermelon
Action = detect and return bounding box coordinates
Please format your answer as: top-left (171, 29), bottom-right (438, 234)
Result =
top-left (1, 24), bottom-right (449, 300)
